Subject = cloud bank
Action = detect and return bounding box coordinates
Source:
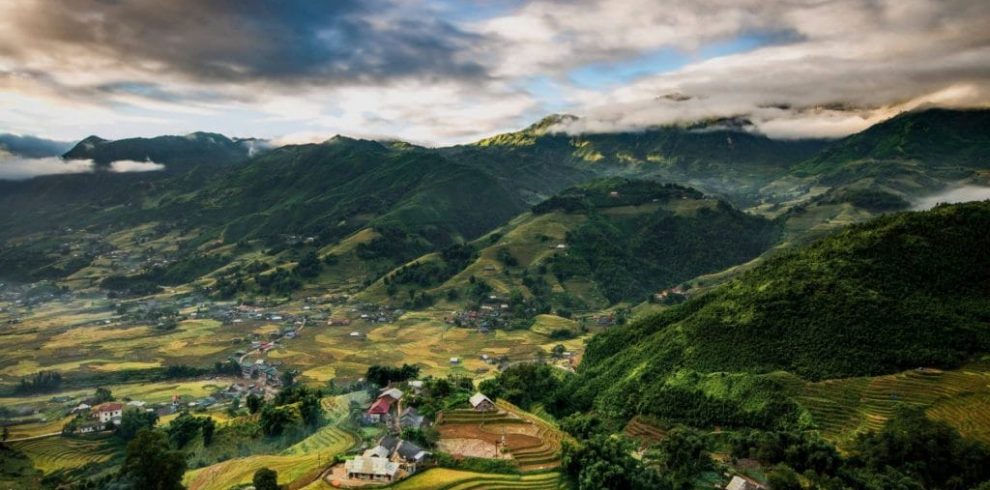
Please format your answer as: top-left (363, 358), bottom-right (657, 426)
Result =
top-left (0, 0), bottom-right (988, 144)
top-left (913, 185), bottom-right (990, 210)
top-left (0, 151), bottom-right (165, 180)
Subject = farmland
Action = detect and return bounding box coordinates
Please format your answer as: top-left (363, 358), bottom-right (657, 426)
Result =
top-left (794, 363), bottom-right (990, 447)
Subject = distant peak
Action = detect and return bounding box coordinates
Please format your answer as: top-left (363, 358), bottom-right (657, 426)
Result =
top-left (78, 135), bottom-right (109, 146)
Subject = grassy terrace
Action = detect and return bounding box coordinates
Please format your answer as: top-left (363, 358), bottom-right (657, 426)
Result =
top-left (794, 363), bottom-right (990, 446)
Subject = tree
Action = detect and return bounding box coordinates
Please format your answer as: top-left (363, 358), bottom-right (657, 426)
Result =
top-left (201, 417), bottom-right (216, 446)
top-left (119, 429), bottom-right (186, 490)
top-left (766, 465), bottom-right (801, 490)
top-left (296, 251), bottom-right (322, 278)
top-left (117, 407), bottom-right (159, 441)
top-left (166, 413), bottom-right (201, 448)
top-left (298, 394), bottom-right (322, 428)
top-left (253, 467), bottom-right (279, 490)
top-left (246, 394), bottom-right (262, 414)
top-left (659, 427), bottom-right (713, 485)
top-left (94, 387), bottom-right (114, 403)
top-left (227, 397), bottom-right (241, 417)
top-left (280, 369), bottom-right (296, 388)
top-left (561, 435), bottom-right (669, 490)
top-left (259, 405), bottom-right (294, 437)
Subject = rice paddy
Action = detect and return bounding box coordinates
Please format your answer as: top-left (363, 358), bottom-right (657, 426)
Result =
top-left (10, 436), bottom-right (120, 474)
top-left (795, 364), bottom-right (990, 446)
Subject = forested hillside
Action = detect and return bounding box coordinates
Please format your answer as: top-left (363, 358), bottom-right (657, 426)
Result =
top-left (562, 201), bottom-right (990, 427)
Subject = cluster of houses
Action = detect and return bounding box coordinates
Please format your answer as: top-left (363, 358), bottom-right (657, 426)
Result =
top-left (345, 386), bottom-right (497, 484)
top-left (344, 435), bottom-right (432, 482)
top-left (240, 358), bottom-right (283, 386)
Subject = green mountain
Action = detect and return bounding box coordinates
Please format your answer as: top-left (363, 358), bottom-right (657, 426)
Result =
top-left (565, 201), bottom-right (990, 427)
top-left (62, 131), bottom-right (257, 170)
top-left (360, 178), bottom-right (780, 313)
top-left (794, 108), bottom-right (990, 176)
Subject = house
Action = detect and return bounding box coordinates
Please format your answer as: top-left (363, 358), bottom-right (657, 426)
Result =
top-left (71, 403), bottom-right (91, 413)
top-left (725, 475), bottom-right (766, 490)
top-left (469, 393), bottom-right (496, 412)
top-left (126, 400), bottom-right (146, 408)
top-left (363, 445), bottom-right (391, 458)
top-left (449, 357), bottom-right (460, 365)
top-left (379, 388), bottom-right (403, 402)
top-left (408, 380), bottom-right (424, 394)
top-left (93, 402), bottom-right (124, 424)
top-left (365, 397), bottom-right (393, 423)
top-left (379, 436), bottom-right (430, 473)
top-left (399, 407), bottom-right (425, 430)
top-left (345, 456), bottom-right (400, 482)
top-left (328, 318), bottom-right (351, 326)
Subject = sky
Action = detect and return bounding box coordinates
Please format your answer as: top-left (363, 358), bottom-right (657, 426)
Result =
top-left (1, 0), bottom-right (989, 146)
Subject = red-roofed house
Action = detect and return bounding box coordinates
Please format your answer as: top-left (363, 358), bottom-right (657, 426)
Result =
top-left (93, 402), bottom-right (124, 424)
top-left (365, 397), bottom-right (393, 423)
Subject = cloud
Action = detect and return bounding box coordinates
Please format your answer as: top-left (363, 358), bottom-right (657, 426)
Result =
top-left (0, 0), bottom-right (989, 143)
top-left (0, 151), bottom-right (166, 180)
top-left (0, 152), bottom-right (93, 180)
top-left (107, 160), bottom-right (165, 173)
top-left (0, 133), bottom-right (75, 158)
top-left (0, 0), bottom-right (486, 85)
top-left (913, 185), bottom-right (990, 210)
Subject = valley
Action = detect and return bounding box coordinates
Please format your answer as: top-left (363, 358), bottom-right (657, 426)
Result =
top-left (1, 109), bottom-right (989, 490)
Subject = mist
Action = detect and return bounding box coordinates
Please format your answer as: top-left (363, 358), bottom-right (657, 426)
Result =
top-left (913, 185), bottom-right (990, 210)
top-left (0, 152), bottom-right (165, 180)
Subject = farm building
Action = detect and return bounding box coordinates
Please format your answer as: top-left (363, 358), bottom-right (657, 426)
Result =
top-left (93, 402), bottom-right (124, 423)
top-left (726, 475), bottom-right (766, 490)
top-left (400, 407), bottom-right (425, 429)
top-left (469, 393), bottom-right (496, 412)
top-left (379, 435), bottom-right (430, 473)
top-left (345, 456), bottom-right (400, 482)
top-left (364, 397), bottom-right (393, 423)
top-left (379, 387), bottom-right (403, 402)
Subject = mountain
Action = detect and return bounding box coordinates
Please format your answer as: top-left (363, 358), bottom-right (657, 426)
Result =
top-left (360, 179), bottom-right (780, 314)
top-left (62, 131), bottom-right (257, 170)
top-left (453, 115), bottom-right (830, 205)
top-left (0, 133), bottom-right (75, 157)
top-left (794, 108), bottom-right (990, 176)
top-left (565, 201), bottom-right (990, 428)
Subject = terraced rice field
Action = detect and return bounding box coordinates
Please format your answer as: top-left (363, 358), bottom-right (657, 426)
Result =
top-left (11, 436), bottom-right (119, 473)
top-left (185, 393), bottom-right (361, 490)
top-left (185, 454), bottom-right (320, 490)
top-left (392, 469), bottom-right (566, 490)
top-left (438, 402), bottom-right (567, 471)
top-left (796, 366), bottom-right (990, 446)
top-left (624, 416), bottom-right (667, 447)
top-left (281, 425), bottom-right (357, 456)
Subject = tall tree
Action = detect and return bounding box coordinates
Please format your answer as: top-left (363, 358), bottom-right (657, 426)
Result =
top-left (119, 429), bottom-right (186, 490)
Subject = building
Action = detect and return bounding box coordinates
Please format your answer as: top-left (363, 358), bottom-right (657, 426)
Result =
top-left (400, 407), bottom-right (425, 430)
top-left (469, 393), bottom-right (496, 412)
top-left (365, 397), bottom-right (393, 423)
top-left (93, 402), bottom-right (124, 424)
top-left (379, 435), bottom-right (430, 474)
top-left (345, 456), bottom-right (400, 482)
top-left (379, 387), bottom-right (403, 402)
top-left (726, 475), bottom-right (766, 490)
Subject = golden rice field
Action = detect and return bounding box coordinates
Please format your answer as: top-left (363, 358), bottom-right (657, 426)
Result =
top-left (10, 436), bottom-right (120, 473)
top-left (392, 469), bottom-right (567, 490)
top-left (183, 394), bottom-right (360, 490)
top-left (795, 364), bottom-right (990, 446)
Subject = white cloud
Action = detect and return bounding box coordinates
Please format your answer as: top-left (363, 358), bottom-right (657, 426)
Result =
top-left (0, 152), bottom-right (93, 180)
top-left (913, 186), bottom-right (990, 210)
top-left (108, 159), bottom-right (165, 173)
top-left (0, 151), bottom-right (166, 180)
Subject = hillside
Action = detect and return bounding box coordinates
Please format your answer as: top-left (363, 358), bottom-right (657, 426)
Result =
top-left (566, 201), bottom-right (990, 427)
top-left (361, 179), bottom-right (780, 313)
top-left (794, 108), bottom-right (990, 176)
